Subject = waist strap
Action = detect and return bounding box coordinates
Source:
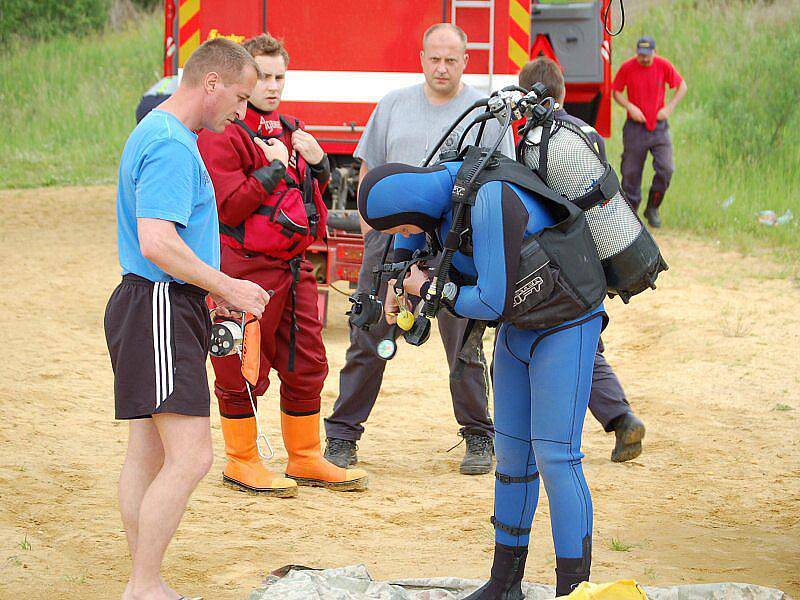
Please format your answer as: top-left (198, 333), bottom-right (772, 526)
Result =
top-left (122, 273), bottom-right (207, 297)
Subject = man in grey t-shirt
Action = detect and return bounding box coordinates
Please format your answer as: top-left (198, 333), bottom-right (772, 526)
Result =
top-left (324, 23), bottom-right (515, 475)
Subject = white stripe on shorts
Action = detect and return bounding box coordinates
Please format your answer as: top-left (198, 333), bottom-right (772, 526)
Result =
top-left (163, 282), bottom-right (173, 400)
top-left (152, 282), bottom-right (174, 410)
top-left (152, 283), bottom-right (161, 408)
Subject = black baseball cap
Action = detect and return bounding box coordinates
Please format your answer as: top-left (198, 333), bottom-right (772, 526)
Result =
top-left (637, 36), bottom-right (656, 55)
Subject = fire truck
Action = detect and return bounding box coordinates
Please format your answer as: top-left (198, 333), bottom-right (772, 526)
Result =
top-left (159, 0), bottom-right (615, 323)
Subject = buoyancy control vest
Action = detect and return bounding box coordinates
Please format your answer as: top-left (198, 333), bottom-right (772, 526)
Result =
top-left (222, 114), bottom-right (327, 260)
top-left (520, 114), bottom-right (668, 302)
top-left (441, 146), bottom-right (607, 330)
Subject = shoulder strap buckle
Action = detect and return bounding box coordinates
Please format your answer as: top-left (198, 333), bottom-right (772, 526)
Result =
top-left (573, 164), bottom-right (620, 211)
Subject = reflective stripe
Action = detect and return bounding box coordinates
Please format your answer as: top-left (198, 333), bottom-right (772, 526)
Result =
top-left (281, 71), bottom-right (519, 103)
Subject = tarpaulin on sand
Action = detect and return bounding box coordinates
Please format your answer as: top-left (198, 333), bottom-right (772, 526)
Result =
top-left (248, 564), bottom-right (792, 600)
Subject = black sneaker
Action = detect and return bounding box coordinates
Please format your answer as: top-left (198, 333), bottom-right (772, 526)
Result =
top-left (611, 413), bottom-right (646, 463)
top-left (460, 429), bottom-right (494, 475)
top-left (324, 438), bottom-right (358, 468)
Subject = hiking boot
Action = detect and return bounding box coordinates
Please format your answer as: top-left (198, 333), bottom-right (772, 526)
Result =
top-left (644, 206), bottom-right (662, 228)
top-left (644, 189), bottom-right (664, 228)
top-left (460, 428), bottom-right (494, 475)
top-left (324, 437), bottom-right (358, 468)
top-left (610, 413), bottom-right (646, 463)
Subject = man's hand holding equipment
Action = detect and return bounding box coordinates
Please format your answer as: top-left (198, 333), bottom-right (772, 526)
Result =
top-left (254, 136), bottom-right (289, 167)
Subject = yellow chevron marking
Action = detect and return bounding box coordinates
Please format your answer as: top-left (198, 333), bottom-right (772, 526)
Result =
top-left (508, 36), bottom-right (528, 69)
top-left (179, 30), bottom-right (201, 66)
top-left (179, 0), bottom-right (200, 28)
top-left (510, 0), bottom-right (530, 34)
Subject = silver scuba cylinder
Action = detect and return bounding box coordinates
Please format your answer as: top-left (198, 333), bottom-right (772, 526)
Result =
top-left (521, 119), bottom-right (667, 302)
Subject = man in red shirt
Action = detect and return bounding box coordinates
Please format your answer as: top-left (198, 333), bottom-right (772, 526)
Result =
top-left (198, 34), bottom-right (368, 497)
top-left (613, 36), bottom-right (688, 228)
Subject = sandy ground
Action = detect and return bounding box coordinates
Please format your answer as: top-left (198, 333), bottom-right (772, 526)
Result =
top-left (0, 185), bottom-right (797, 599)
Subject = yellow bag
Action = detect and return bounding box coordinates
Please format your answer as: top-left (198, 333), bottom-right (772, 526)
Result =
top-left (562, 580), bottom-right (648, 599)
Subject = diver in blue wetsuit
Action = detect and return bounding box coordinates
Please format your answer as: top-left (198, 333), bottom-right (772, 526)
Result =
top-left (358, 155), bottom-right (607, 599)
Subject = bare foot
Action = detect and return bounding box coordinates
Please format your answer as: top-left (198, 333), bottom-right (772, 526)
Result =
top-left (161, 577), bottom-right (181, 600)
top-left (123, 578), bottom-right (180, 600)
top-left (128, 584), bottom-right (171, 600)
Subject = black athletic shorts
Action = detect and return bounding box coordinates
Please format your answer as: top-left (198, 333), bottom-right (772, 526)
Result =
top-left (104, 274), bottom-right (212, 420)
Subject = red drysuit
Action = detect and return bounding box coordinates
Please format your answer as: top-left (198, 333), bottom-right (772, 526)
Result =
top-left (198, 105), bottom-right (330, 417)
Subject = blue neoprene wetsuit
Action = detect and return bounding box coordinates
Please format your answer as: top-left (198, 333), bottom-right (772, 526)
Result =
top-left (361, 160), bottom-right (605, 569)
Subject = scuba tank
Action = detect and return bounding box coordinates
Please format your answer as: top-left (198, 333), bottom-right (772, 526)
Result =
top-left (521, 118), bottom-right (668, 302)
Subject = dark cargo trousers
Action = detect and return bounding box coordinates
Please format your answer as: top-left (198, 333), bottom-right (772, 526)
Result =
top-left (324, 229), bottom-right (494, 441)
top-left (590, 338), bottom-right (632, 431)
top-left (620, 119), bottom-right (675, 210)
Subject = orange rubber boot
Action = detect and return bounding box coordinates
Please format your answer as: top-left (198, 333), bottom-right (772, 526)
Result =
top-left (220, 416), bottom-right (298, 498)
top-left (281, 411), bottom-right (368, 491)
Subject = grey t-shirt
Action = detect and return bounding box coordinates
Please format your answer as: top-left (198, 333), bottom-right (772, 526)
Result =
top-left (355, 84), bottom-right (516, 168)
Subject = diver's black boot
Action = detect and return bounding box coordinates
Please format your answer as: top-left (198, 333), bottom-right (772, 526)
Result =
top-left (644, 189), bottom-right (663, 228)
top-left (464, 543), bottom-right (527, 599)
top-left (554, 568), bottom-right (590, 597)
top-left (554, 537), bottom-right (592, 597)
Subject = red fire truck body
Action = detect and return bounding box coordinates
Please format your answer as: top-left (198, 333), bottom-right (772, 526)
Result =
top-left (162, 0), bottom-right (614, 323)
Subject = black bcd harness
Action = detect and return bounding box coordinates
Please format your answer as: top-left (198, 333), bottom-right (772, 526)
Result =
top-left (434, 146), bottom-right (607, 332)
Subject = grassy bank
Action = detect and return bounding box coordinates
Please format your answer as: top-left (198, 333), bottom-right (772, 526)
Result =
top-left (0, 12), bottom-right (161, 188)
top-left (605, 0), bottom-right (799, 269)
top-left (0, 1), bottom-right (797, 270)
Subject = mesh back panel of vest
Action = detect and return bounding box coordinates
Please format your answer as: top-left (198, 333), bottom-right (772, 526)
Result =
top-left (522, 121), bottom-right (641, 260)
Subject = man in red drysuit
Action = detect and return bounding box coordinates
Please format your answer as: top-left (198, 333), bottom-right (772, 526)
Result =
top-left (198, 33), bottom-right (367, 496)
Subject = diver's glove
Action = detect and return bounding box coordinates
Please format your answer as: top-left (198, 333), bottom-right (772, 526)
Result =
top-left (252, 160), bottom-right (287, 193)
top-left (309, 154), bottom-right (331, 184)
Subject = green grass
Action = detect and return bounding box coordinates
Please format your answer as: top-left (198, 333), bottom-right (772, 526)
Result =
top-left (0, 12), bottom-right (162, 188)
top-left (605, 0), bottom-right (800, 270)
top-left (0, 0), bottom-right (109, 44)
top-left (0, 1), bottom-right (797, 270)
top-left (608, 537), bottom-right (634, 552)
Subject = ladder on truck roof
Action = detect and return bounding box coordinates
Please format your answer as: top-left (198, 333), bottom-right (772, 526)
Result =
top-left (451, 0), bottom-right (496, 92)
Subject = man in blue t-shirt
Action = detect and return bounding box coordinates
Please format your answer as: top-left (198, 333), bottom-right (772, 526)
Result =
top-left (104, 38), bottom-right (270, 600)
